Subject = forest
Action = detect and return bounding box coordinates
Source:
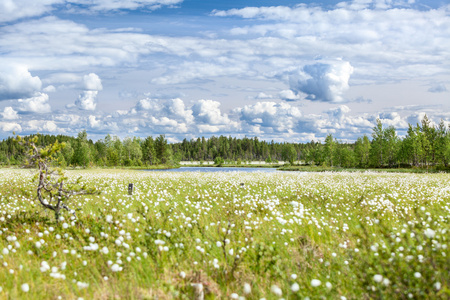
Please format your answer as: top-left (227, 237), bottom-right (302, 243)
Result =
top-left (0, 115), bottom-right (449, 169)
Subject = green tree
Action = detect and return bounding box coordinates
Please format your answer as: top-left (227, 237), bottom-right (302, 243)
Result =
top-left (324, 134), bottom-right (336, 167)
top-left (72, 130), bottom-right (91, 167)
top-left (142, 136), bottom-right (157, 165)
top-left (281, 144), bottom-right (297, 165)
top-left (155, 135), bottom-right (172, 164)
top-left (354, 135), bottom-right (371, 167)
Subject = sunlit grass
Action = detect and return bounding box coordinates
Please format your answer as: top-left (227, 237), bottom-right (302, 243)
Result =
top-left (0, 169), bottom-right (449, 299)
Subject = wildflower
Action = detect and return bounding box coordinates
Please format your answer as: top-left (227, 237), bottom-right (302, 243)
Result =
top-left (179, 271), bottom-right (186, 278)
top-left (77, 282), bottom-right (89, 289)
top-left (21, 283), bottom-right (30, 292)
top-left (271, 285), bottom-right (282, 296)
top-left (216, 241), bottom-right (222, 247)
top-left (326, 282), bottom-right (332, 289)
top-left (424, 228), bottom-right (435, 238)
top-left (230, 293), bottom-right (239, 299)
top-left (111, 264), bottom-right (122, 272)
top-left (373, 274), bottom-right (383, 282)
top-left (291, 274), bottom-right (297, 280)
top-left (243, 283), bottom-right (251, 294)
top-left (291, 283), bottom-right (299, 292)
top-left (311, 279), bottom-right (321, 287)
top-left (414, 272), bottom-right (421, 278)
top-left (2, 248), bottom-right (8, 255)
top-left (40, 261), bottom-right (50, 272)
top-left (434, 282), bottom-right (441, 290)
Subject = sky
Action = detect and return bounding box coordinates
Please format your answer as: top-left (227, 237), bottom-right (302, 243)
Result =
top-left (0, 0), bottom-right (449, 142)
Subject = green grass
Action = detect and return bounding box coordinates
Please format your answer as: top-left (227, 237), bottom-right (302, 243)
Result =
top-left (0, 169), bottom-right (449, 299)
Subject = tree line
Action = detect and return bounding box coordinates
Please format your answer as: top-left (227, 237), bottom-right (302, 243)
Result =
top-left (1, 114), bottom-right (449, 169)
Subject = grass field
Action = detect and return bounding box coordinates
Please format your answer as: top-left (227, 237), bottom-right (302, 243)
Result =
top-left (0, 169), bottom-right (449, 299)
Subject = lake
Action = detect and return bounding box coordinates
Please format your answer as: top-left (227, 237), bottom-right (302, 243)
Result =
top-left (144, 167), bottom-right (283, 173)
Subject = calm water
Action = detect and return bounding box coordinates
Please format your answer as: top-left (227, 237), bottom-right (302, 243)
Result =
top-left (144, 167), bottom-right (282, 173)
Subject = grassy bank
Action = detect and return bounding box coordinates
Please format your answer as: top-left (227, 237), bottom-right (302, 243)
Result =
top-left (0, 169), bottom-right (449, 299)
top-left (278, 165), bottom-right (450, 173)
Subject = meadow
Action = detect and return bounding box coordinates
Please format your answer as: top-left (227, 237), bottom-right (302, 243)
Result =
top-left (0, 169), bottom-right (448, 299)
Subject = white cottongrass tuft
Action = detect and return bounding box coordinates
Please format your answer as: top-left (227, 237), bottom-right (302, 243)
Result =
top-left (271, 284), bottom-right (282, 296)
top-left (243, 283), bottom-right (251, 294)
top-left (21, 283), bottom-right (30, 292)
top-left (291, 283), bottom-right (300, 292)
top-left (414, 272), bottom-right (421, 278)
top-left (311, 279), bottom-right (321, 287)
top-left (424, 228), bottom-right (435, 238)
top-left (111, 264), bottom-right (122, 272)
top-left (373, 274), bottom-right (383, 282)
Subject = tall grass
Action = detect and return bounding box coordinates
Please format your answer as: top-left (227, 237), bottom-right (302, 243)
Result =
top-left (0, 169), bottom-right (448, 299)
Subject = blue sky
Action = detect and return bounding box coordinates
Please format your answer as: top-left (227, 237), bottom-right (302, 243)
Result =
top-left (0, 0), bottom-right (449, 142)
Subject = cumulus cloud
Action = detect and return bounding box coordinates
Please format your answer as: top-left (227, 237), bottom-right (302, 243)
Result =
top-left (136, 98), bottom-right (193, 123)
top-left (278, 90), bottom-right (300, 101)
top-left (287, 60), bottom-right (354, 102)
top-left (0, 64), bottom-right (42, 101)
top-left (83, 73), bottom-right (103, 91)
top-left (76, 91), bottom-right (98, 111)
top-left (254, 92), bottom-right (274, 100)
top-left (43, 121), bottom-right (58, 132)
top-left (237, 101), bottom-right (302, 133)
top-left (18, 92), bottom-right (51, 113)
top-left (74, 73), bottom-right (102, 110)
top-left (1, 107), bottom-right (19, 120)
top-left (1, 122), bottom-right (22, 133)
top-left (192, 100), bottom-right (231, 125)
top-left (327, 105), bottom-right (352, 122)
top-left (88, 115), bottom-right (101, 128)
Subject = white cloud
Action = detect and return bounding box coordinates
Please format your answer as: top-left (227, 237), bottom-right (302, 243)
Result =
top-left (1, 122), bottom-right (22, 132)
top-left (66, 0), bottom-right (183, 12)
top-left (0, 0), bottom-right (62, 23)
top-left (136, 98), bottom-right (193, 123)
top-left (237, 101), bottom-right (302, 133)
top-left (18, 92), bottom-right (51, 113)
top-left (43, 121), bottom-right (58, 132)
top-left (278, 89), bottom-right (300, 101)
top-left (83, 73), bottom-right (103, 91)
top-left (42, 85), bottom-right (56, 92)
top-left (288, 60), bottom-right (354, 102)
top-left (76, 90), bottom-right (98, 111)
top-left (0, 0), bottom-right (182, 23)
top-left (88, 115), bottom-right (101, 128)
top-left (1, 107), bottom-right (19, 120)
top-left (0, 64), bottom-right (42, 100)
top-left (192, 100), bottom-right (231, 125)
top-left (254, 92), bottom-right (274, 99)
